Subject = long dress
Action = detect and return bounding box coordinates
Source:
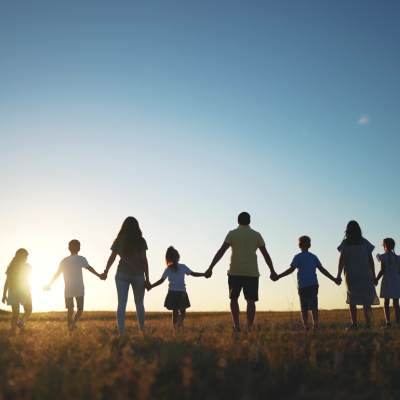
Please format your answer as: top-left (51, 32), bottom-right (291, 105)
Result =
top-left (380, 253), bottom-right (400, 299)
top-left (337, 238), bottom-right (379, 305)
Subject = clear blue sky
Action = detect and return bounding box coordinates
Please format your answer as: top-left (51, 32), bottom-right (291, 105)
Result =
top-left (0, 1), bottom-right (399, 313)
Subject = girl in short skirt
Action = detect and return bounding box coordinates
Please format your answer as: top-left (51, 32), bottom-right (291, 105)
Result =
top-left (148, 246), bottom-right (206, 329)
top-left (376, 238), bottom-right (400, 329)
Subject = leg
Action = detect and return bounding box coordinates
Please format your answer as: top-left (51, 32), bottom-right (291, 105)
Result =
top-left (311, 308), bottom-right (319, 330)
top-left (384, 298), bottom-right (391, 323)
top-left (179, 309), bottom-right (186, 322)
top-left (21, 304), bottom-right (32, 323)
top-left (393, 299), bottom-right (400, 324)
top-left (73, 308), bottom-right (83, 325)
top-left (11, 304), bottom-right (19, 333)
top-left (172, 310), bottom-right (179, 329)
top-left (246, 300), bottom-right (256, 329)
top-left (349, 304), bottom-right (357, 326)
top-left (131, 276), bottom-right (146, 331)
top-left (363, 305), bottom-right (372, 328)
top-left (67, 307), bottom-right (74, 326)
top-left (301, 311), bottom-right (309, 330)
top-left (115, 275), bottom-right (130, 333)
top-left (230, 298), bottom-right (240, 329)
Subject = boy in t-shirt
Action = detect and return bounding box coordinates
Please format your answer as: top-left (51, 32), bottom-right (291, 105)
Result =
top-left (276, 236), bottom-right (341, 331)
top-left (44, 240), bottom-right (103, 331)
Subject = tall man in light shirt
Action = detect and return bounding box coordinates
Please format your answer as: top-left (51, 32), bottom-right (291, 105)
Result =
top-left (205, 212), bottom-right (277, 331)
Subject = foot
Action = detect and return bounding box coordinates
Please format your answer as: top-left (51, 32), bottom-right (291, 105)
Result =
top-left (17, 320), bottom-right (26, 330)
top-left (68, 323), bottom-right (77, 332)
top-left (312, 325), bottom-right (319, 332)
top-left (381, 321), bottom-right (392, 330)
top-left (233, 325), bottom-right (241, 333)
top-left (362, 326), bottom-right (372, 330)
top-left (346, 324), bottom-right (358, 331)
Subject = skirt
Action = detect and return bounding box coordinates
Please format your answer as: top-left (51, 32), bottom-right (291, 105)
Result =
top-left (164, 291), bottom-right (191, 310)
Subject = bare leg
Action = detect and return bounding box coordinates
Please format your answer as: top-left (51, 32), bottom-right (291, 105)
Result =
top-left (349, 304), bottom-right (357, 326)
top-left (311, 308), bottom-right (319, 330)
top-left (73, 307), bottom-right (83, 325)
top-left (363, 305), bottom-right (372, 328)
top-left (172, 310), bottom-right (179, 330)
top-left (384, 298), bottom-right (391, 323)
top-left (246, 300), bottom-right (256, 330)
top-left (230, 298), bottom-right (240, 329)
top-left (21, 304), bottom-right (32, 325)
top-left (179, 309), bottom-right (186, 325)
top-left (393, 299), bottom-right (400, 324)
top-left (67, 307), bottom-right (74, 327)
top-left (11, 304), bottom-right (19, 334)
top-left (301, 311), bottom-right (309, 330)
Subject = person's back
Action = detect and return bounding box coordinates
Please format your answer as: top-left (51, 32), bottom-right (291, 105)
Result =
top-left (292, 252), bottom-right (320, 289)
top-left (60, 255), bottom-right (88, 297)
top-left (162, 263), bottom-right (191, 292)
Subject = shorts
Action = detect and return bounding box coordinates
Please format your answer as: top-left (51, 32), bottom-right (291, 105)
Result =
top-left (164, 291), bottom-right (191, 310)
top-left (7, 289), bottom-right (32, 306)
top-left (65, 296), bottom-right (84, 309)
top-left (228, 275), bottom-right (259, 302)
top-left (298, 284), bottom-right (319, 311)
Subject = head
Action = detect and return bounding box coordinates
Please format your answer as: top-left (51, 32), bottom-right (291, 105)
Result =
top-left (238, 212), bottom-right (251, 226)
top-left (344, 220), bottom-right (362, 245)
top-left (298, 235), bottom-right (311, 251)
top-left (68, 240), bottom-right (80, 254)
top-left (7, 248), bottom-right (29, 273)
top-left (383, 238), bottom-right (396, 264)
top-left (115, 216), bottom-right (143, 256)
top-left (165, 246), bottom-right (180, 273)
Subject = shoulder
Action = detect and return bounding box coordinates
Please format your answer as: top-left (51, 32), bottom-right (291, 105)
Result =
top-left (337, 240), bottom-right (346, 251)
top-left (24, 263), bottom-right (32, 270)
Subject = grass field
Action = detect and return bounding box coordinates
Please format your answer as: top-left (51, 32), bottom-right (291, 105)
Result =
top-left (1, 308), bottom-right (400, 400)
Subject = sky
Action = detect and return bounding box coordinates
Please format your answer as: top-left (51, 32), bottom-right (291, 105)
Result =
top-left (0, 1), bottom-right (399, 315)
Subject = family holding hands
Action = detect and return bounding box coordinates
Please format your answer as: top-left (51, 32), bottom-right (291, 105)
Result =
top-left (3, 213), bottom-right (399, 335)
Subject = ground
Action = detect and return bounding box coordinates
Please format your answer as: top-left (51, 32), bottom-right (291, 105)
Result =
top-left (0, 308), bottom-right (399, 400)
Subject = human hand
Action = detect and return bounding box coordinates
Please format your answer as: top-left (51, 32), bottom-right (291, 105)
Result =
top-left (270, 272), bottom-right (279, 282)
top-left (99, 272), bottom-right (108, 281)
top-left (1, 296), bottom-right (6, 304)
top-left (42, 284), bottom-right (51, 291)
top-left (145, 280), bottom-right (151, 291)
top-left (205, 268), bottom-right (213, 279)
top-left (373, 277), bottom-right (379, 287)
top-left (335, 277), bottom-right (342, 286)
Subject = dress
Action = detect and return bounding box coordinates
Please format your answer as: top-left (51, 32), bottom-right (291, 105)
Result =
top-left (379, 253), bottom-right (400, 299)
top-left (337, 238), bottom-right (379, 305)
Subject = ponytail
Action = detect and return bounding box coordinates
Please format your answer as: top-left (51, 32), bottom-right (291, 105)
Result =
top-left (165, 246), bottom-right (180, 273)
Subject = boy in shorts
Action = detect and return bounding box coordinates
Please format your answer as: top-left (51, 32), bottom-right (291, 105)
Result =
top-left (44, 240), bottom-right (102, 331)
top-left (276, 236), bottom-right (341, 331)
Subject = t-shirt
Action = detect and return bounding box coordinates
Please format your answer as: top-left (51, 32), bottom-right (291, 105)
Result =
top-left (6, 263), bottom-right (32, 292)
top-left (291, 252), bottom-right (322, 289)
top-left (111, 237), bottom-right (148, 276)
top-left (224, 225), bottom-right (265, 277)
top-left (161, 263), bottom-right (192, 292)
top-left (57, 255), bottom-right (89, 298)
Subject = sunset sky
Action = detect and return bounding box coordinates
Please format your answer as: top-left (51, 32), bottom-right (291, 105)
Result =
top-left (1, 1), bottom-right (399, 314)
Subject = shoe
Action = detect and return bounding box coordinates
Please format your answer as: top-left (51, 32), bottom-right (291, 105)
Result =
top-left (381, 322), bottom-right (392, 330)
top-left (233, 326), bottom-right (241, 333)
top-left (17, 320), bottom-right (26, 329)
top-left (346, 324), bottom-right (358, 331)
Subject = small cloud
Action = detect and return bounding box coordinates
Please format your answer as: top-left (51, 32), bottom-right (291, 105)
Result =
top-left (358, 116), bottom-right (370, 124)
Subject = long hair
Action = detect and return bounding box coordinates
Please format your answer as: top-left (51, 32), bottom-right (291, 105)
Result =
top-left (383, 238), bottom-right (396, 265)
top-left (165, 246), bottom-right (180, 273)
top-left (344, 220), bottom-right (362, 246)
top-left (114, 217), bottom-right (143, 256)
top-left (7, 248), bottom-right (29, 277)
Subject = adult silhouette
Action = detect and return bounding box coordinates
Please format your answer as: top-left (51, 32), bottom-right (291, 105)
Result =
top-left (337, 220), bottom-right (379, 330)
top-left (101, 217), bottom-right (150, 333)
top-left (205, 212), bottom-right (277, 331)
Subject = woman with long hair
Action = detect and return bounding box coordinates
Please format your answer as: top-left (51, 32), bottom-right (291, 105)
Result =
top-left (102, 217), bottom-right (150, 333)
top-left (336, 221), bottom-right (379, 330)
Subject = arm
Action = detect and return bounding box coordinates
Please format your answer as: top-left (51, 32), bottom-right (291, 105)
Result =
top-left (337, 252), bottom-right (345, 279)
top-left (43, 270), bottom-right (61, 290)
top-left (205, 242), bottom-right (231, 278)
top-left (190, 272), bottom-right (206, 277)
top-left (101, 251), bottom-right (118, 280)
top-left (318, 266), bottom-right (341, 285)
top-left (376, 259), bottom-right (386, 283)
top-left (368, 253), bottom-right (377, 285)
top-left (258, 245), bottom-right (278, 280)
top-left (277, 266), bottom-right (296, 280)
top-left (2, 278), bottom-right (8, 303)
top-left (86, 266), bottom-right (102, 279)
top-left (140, 250), bottom-right (150, 289)
top-left (148, 278), bottom-right (165, 291)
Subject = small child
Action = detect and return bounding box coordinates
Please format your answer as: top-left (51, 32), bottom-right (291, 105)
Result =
top-left (148, 246), bottom-right (205, 330)
top-left (276, 236), bottom-right (341, 331)
top-left (44, 240), bottom-right (102, 331)
top-left (2, 249), bottom-right (33, 334)
top-left (376, 238), bottom-right (400, 329)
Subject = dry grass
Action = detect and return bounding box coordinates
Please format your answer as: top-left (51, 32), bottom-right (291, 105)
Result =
top-left (0, 308), bottom-right (399, 400)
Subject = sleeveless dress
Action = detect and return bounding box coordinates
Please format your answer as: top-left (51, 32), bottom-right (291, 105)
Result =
top-left (337, 238), bottom-right (379, 305)
top-left (379, 253), bottom-right (400, 299)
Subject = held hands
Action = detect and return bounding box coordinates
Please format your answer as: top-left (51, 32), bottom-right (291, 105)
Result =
top-left (205, 268), bottom-right (212, 279)
top-left (99, 272), bottom-right (108, 281)
top-left (334, 277), bottom-right (342, 286)
top-left (270, 271), bottom-right (279, 282)
top-left (42, 284), bottom-right (51, 291)
top-left (373, 277), bottom-right (379, 287)
top-left (145, 280), bottom-right (152, 291)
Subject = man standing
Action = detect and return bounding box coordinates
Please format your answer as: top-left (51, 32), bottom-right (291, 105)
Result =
top-left (205, 212), bottom-right (277, 331)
